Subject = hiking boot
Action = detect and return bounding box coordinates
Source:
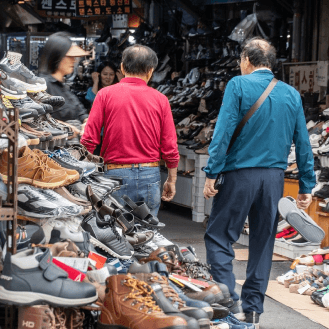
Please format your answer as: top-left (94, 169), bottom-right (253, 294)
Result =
top-left (0, 248), bottom-right (98, 306)
top-left (80, 210), bottom-right (132, 259)
top-left (0, 146), bottom-right (68, 189)
top-left (17, 305), bottom-right (56, 329)
top-left (133, 272), bottom-right (210, 329)
top-left (98, 273), bottom-right (188, 329)
top-left (33, 149), bottom-right (80, 184)
top-left (245, 312), bottom-right (260, 329)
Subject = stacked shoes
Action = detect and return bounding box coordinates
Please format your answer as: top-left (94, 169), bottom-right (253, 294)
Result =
top-left (0, 52), bottom-right (76, 149)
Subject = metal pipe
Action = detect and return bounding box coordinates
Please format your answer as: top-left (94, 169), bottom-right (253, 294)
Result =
top-left (300, 0), bottom-right (306, 61)
top-left (292, 0), bottom-right (301, 61)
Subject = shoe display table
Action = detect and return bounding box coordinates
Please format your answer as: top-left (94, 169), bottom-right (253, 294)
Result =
top-left (161, 145), bottom-right (209, 222)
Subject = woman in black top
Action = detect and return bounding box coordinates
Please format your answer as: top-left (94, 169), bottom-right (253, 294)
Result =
top-left (39, 32), bottom-right (89, 134)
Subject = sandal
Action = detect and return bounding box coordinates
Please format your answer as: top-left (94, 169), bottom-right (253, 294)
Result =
top-left (86, 185), bottom-right (134, 234)
top-left (122, 195), bottom-right (165, 228)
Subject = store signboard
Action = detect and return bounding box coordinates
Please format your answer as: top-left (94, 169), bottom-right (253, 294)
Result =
top-left (76, 0), bottom-right (132, 16)
top-left (316, 61), bottom-right (329, 87)
top-left (37, 0), bottom-right (76, 17)
top-left (288, 65), bottom-right (320, 94)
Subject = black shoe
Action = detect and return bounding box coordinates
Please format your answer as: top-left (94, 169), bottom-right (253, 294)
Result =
top-left (0, 248), bottom-right (97, 306)
top-left (81, 210), bottom-right (132, 259)
top-left (245, 311), bottom-right (260, 329)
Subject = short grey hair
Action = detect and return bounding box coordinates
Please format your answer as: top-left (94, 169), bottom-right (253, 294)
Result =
top-left (122, 44), bottom-right (158, 76)
top-left (241, 37), bottom-right (276, 69)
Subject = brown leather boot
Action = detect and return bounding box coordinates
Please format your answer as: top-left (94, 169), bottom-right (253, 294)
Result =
top-left (0, 146), bottom-right (68, 189)
top-left (98, 273), bottom-right (188, 329)
top-left (18, 305), bottom-right (56, 329)
top-left (33, 149), bottom-right (80, 184)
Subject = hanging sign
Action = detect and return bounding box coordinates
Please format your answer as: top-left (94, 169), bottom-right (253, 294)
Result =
top-left (316, 61), bottom-right (329, 87)
top-left (37, 0), bottom-right (76, 17)
top-left (76, 0), bottom-right (132, 16)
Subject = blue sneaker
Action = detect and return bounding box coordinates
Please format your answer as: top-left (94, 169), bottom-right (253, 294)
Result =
top-left (118, 258), bottom-right (136, 273)
top-left (220, 313), bottom-right (255, 329)
top-left (53, 148), bottom-right (96, 176)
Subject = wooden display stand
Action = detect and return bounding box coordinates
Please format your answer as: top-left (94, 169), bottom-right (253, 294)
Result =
top-left (283, 179), bottom-right (329, 248)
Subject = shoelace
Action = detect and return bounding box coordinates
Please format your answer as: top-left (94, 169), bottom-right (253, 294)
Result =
top-left (54, 150), bottom-right (80, 164)
top-left (52, 308), bottom-right (67, 329)
top-left (25, 154), bottom-right (50, 182)
top-left (44, 308), bottom-right (56, 329)
top-left (121, 277), bottom-right (161, 313)
top-left (150, 275), bottom-right (185, 308)
top-left (69, 308), bottom-right (85, 329)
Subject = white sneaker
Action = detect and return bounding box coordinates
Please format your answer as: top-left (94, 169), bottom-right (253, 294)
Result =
top-left (306, 120), bottom-right (315, 130)
top-left (145, 239), bottom-right (159, 251)
top-left (276, 270), bottom-right (295, 285)
top-left (152, 232), bottom-right (174, 247)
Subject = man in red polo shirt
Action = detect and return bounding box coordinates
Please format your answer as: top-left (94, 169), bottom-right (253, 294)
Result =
top-left (81, 44), bottom-right (179, 216)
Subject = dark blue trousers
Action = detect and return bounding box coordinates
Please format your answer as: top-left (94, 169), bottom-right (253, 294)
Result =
top-left (205, 168), bottom-right (284, 314)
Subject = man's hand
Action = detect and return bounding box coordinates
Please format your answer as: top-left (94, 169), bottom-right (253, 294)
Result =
top-left (203, 178), bottom-right (218, 200)
top-left (296, 193), bottom-right (312, 210)
top-left (162, 180), bottom-right (176, 202)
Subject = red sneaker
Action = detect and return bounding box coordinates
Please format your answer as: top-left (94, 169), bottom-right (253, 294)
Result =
top-left (282, 229), bottom-right (298, 240)
top-left (276, 227), bottom-right (294, 239)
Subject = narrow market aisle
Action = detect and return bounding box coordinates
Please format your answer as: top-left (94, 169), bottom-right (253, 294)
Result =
top-left (158, 203), bottom-right (327, 329)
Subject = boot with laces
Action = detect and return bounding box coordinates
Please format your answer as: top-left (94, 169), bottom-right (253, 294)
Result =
top-left (0, 146), bottom-right (68, 188)
top-left (17, 305), bottom-right (57, 329)
top-left (98, 273), bottom-right (189, 329)
top-left (133, 272), bottom-right (211, 329)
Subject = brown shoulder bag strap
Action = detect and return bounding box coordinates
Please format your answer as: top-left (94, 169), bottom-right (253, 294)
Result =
top-left (227, 78), bottom-right (278, 154)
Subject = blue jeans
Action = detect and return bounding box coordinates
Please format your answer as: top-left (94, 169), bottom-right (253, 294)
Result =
top-left (104, 165), bottom-right (161, 217)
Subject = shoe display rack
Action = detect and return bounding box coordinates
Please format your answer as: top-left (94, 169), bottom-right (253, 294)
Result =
top-left (0, 105), bottom-right (19, 329)
top-left (161, 145), bottom-right (209, 222)
top-left (0, 105), bottom-right (18, 254)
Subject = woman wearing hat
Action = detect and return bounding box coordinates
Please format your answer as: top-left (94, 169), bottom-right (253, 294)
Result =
top-left (39, 32), bottom-right (90, 136)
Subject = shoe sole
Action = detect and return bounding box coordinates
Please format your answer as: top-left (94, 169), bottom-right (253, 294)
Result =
top-left (1, 175), bottom-right (67, 189)
top-left (286, 211), bottom-right (325, 243)
top-left (83, 231), bottom-right (132, 260)
top-left (16, 81), bottom-right (47, 93)
top-left (28, 138), bottom-right (40, 145)
top-left (98, 324), bottom-right (187, 329)
top-left (0, 286), bottom-right (98, 307)
top-left (278, 198), bottom-right (297, 219)
top-left (0, 86), bottom-right (26, 99)
top-left (198, 318), bottom-right (211, 329)
top-left (17, 206), bottom-right (60, 218)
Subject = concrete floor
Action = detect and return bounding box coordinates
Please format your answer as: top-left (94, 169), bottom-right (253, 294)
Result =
top-left (158, 203), bottom-right (326, 329)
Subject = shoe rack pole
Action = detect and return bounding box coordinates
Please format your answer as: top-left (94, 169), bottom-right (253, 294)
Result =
top-left (6, 107), bottom-right (18, 255)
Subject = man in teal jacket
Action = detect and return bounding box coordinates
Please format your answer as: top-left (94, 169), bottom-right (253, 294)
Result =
top-left (203, 38), bottom-right (315, 328)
